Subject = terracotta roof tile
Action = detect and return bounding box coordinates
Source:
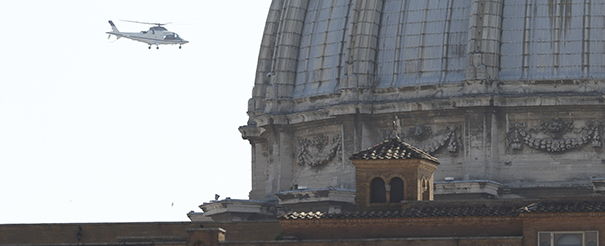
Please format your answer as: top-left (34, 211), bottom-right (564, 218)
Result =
top-left (519, 200), bottom-right (605, 213)
top-left (280, 203), bottom-right (519, 220)
top-left (349, 137), bottom-right (439, 163)
top-left (280, 198), bottom-right (605, 220)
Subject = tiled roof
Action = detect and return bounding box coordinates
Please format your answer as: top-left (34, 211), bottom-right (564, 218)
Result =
top-left (281, 204), bottom-right (519, 220)
top-left (519, 200), bottom-right (605, 213)
top-left (349, 137), bottom-right (439, 163)
top-left (280, 198), bottom-right (605, 220)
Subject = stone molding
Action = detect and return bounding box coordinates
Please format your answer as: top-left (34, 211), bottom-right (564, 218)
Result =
top-left (275, 188), bottom-right (355, 205)
top-left (434, 180), bottom-right (502, 198)
top-left (248, 92), bottom-right (605, 128)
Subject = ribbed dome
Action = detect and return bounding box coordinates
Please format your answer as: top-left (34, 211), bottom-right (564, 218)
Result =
top-left (248, 0), bottom-right (605, 115)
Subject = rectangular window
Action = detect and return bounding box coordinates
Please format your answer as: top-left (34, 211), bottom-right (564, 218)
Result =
top-left (538, 231), bottom-right (599, 246)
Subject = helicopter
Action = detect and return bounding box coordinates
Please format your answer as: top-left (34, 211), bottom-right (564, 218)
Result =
top-left (106, 20), bottom-right (189, 49)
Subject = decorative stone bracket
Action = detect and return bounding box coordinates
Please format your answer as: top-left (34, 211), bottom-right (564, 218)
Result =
top-left (507, 119), bottom-right (602, 152)
top-left (297, 134), bottom-right (342, 167)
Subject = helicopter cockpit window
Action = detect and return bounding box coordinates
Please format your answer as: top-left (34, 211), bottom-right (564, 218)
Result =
top-left (163, 33), bottom-right (178, 40)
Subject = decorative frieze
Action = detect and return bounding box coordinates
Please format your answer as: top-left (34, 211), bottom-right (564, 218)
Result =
top-left (407, 124), bottom-right (433, 141)
top-left (384, 124), bottom-right (462, 155)
top-left (506, 119), bottom-right (602, 152)
top-left (414, 125), bottom-right (461, 155)
top-left (297, 134), bottom-right (342, 167)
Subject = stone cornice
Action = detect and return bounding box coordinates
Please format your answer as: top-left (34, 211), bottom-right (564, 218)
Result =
top-left (249, 91), bottom-right (605, 127)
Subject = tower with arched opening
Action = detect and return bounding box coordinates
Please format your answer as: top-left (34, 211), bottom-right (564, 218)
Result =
top-left (350, 137), bottom-right (439, 211)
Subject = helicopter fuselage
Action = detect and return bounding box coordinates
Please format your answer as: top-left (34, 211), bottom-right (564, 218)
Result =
top-left (107, 21), bottom-right (188, 48)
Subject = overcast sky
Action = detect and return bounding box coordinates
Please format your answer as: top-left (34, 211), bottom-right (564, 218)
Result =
top-left (0, 0), bottom-right (272, 224)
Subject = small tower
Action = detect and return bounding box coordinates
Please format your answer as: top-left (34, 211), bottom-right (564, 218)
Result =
top-left (350, 137), bottom-right (440, 211)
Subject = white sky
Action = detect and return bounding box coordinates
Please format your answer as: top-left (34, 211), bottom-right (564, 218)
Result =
top-left (0, 0), bottom-right (272, 223)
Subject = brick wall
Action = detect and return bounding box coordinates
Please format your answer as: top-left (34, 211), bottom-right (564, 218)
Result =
top-left (354, 159), bottom-right (438, 211)
top-left (521, 212), bottom-right (605, 246)
top-left (220, 236), bottom-right (523, 246)
top-left (0, 222), bottom-right (194, 244)
top-left (281, 216), bottom-right (522, 240)
top-left (194, 221), bottom-right (283, 241)
top-left (0, 221), bottom-right (283, 244)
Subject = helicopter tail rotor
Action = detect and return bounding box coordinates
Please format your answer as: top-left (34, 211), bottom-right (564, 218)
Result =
top-left (108, 20), bottom-right (120, 32)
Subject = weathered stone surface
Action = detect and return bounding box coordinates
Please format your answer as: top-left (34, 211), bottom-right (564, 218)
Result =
top-left (241, 0), bottom-right (605, 206)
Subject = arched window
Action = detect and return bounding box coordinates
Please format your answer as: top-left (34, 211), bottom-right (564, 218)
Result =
top-left (390, 177), bottom-right (404, 203)
top-left (370, 178), bottom-right (386, 203)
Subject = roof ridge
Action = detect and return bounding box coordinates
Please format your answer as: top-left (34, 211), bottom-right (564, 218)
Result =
top-left (349, 137), bottom-right (439, 163)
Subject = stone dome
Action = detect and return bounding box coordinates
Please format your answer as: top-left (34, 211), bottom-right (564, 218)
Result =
top-left (241, 0), bottom-right (605, 203)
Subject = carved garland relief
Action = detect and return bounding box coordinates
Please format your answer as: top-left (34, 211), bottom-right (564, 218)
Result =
top-left (385, 124), bottom-right (462, 155)
top-left (506, 118), bottom-right (602, 152)
top-left (296, 134), bottom-right (342, 167)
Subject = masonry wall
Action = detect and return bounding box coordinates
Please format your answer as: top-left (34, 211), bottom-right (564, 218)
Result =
top-left (221, 236), bottom-right (523, 246)
top-left (521, 213), bottom-right (605, 246)
top-left (0, 221), bottom-right (283, 244)
top-left (280, 217), bottom-right (522, 240)
top-left (0, 222), bottom-right (194, 244)
top-left (196, 221), bottom-right (283, 241)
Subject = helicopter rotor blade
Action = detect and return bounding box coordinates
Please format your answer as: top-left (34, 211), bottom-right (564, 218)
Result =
top-left (120, 20), bottom-right (170, 26)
